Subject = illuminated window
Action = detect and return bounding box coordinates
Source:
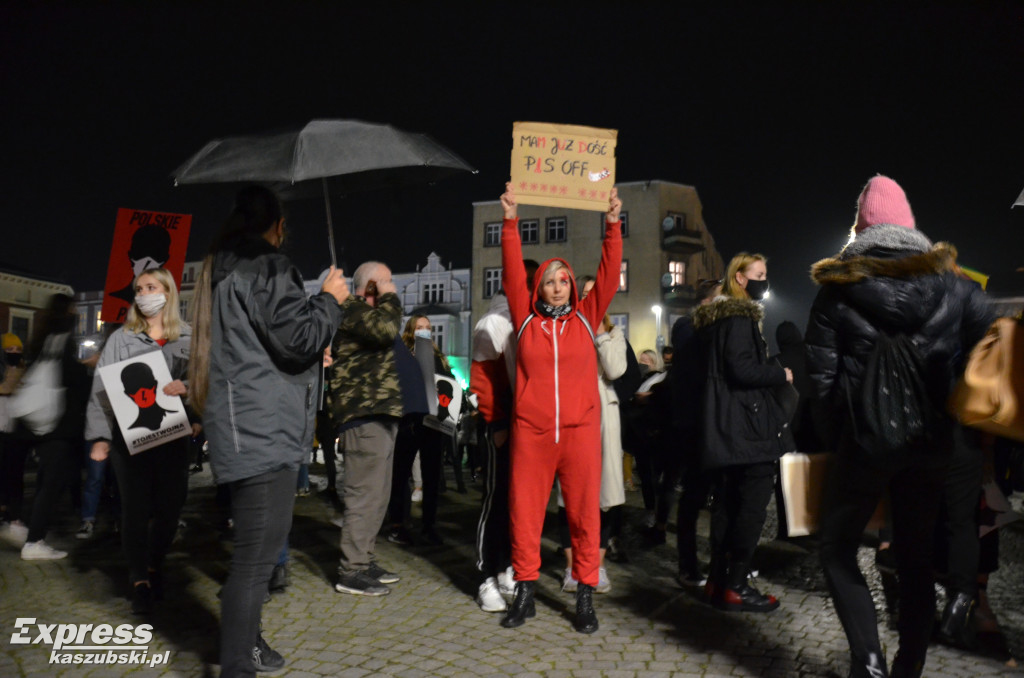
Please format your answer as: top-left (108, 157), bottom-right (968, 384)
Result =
top-left (609, 313), bottom-right (629, 339)
top-left (669, 260), bottom-right (685, 286)
top-left (619, 260), bottom-right (628, 292)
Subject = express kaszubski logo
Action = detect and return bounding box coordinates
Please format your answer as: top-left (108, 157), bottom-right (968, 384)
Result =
top-left (10, 618), bottom-right (171, 667)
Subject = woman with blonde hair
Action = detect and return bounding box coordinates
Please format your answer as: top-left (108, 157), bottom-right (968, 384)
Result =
top-left (86, 267), bottom-right (195, 615)
top-left (693, 251), bottom-right (792, 612)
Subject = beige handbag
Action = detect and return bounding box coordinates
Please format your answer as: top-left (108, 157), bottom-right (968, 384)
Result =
top-left (948, 317), bottom-right (1024, 442)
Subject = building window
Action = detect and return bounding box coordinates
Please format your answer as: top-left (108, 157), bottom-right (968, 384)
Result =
top-left (519, 219), bottom-right (539, 245)
top-left (600, 210), bottom-right (628, 237)
top-left (484, 267), bottom-right (502, 299)
top-left (422, 282), bottom-right (446, 304)
top-left (484, 222), bottom-right (501, 247)
top-left (433, 324), bottom-right (444, 353)
top-left (618, 260), bottom-right (628, 292)
top-left (668, 212), bottom-right (686, 230)
top-left (669, 260), bottom-right (685, 286)
top-left (609, 313), bottom-right (629, 340)
top-left (546, 217), bottom-right (567, 243)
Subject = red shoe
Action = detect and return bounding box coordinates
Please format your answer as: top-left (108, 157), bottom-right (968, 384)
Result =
top-left (715, 583), bottom-right (779, 612)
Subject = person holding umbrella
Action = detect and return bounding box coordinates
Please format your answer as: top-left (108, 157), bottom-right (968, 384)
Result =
top-left (189, 185), bottom-right (349, 677)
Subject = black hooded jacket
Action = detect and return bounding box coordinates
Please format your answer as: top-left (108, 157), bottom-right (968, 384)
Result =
top-left (805, 225), bottom-right (994, 456)
top-left (693, 296), bottom-right (789, 469)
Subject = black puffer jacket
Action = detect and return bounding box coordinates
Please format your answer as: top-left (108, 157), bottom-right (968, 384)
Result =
top-left (693, 296), bottom-right (789, 469)
top-left (805, 225), bottom-right (994, 456)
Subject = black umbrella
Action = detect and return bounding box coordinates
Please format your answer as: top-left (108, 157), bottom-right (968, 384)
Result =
top-left (172, 119), bottom-right (477, 265)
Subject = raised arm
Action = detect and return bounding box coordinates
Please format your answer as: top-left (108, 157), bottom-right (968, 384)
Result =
top-left (579, 187), bottom-right (623, 326)
top-left (500, 183), bottom-right (531, 329)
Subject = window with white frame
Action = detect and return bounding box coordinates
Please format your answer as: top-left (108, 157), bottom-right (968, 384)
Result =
top-left (669, 260), bottom-right (685, 286)
top-left (519, 219), bottom-right (539, 245)
top-left (609, 313), bottom-right (629, 340)
top-left (433, 324), bottom-right (445, 353)
top-left (618, 260), bottom-right (628, 292)
top-left (422, 282), bottom-right (445, 304)
top-left (484, 222), bottom-right (501, 247)
top-left (484, 267), bottom-right (502, 299)
top-left (546, 217), bottom-right (567, 243)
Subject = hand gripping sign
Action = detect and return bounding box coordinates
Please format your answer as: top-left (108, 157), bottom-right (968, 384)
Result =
top-left (101, 208), bottom-right (191, 324)
top-left (510, 121), bottom-right (617, 212)
top-left (97, 351), bottom-right (191, 454)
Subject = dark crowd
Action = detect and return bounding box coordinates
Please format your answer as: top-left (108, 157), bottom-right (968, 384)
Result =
top-left (1, 176), bottom-right (1020, 678)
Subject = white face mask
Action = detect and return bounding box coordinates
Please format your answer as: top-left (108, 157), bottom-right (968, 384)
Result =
top-left (414, 329), bottom-right (432, 340)
top-left (135, 293), bottom-right (167, 318)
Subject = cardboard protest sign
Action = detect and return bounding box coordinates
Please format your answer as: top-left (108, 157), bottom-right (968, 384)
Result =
top-left (510, 121), bottom-right (617, 212)
top-left (101, 208), bottom-right (192, 324)
top-left (97, 351), bottom-right (191, 454)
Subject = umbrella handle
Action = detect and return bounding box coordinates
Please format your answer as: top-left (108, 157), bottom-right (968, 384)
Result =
top-left (323, 177), bottom-right (337, 268)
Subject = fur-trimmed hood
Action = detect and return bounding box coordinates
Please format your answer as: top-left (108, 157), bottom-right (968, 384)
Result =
top-left (692, 296), bottom-right (764, 330)
top-left (811, 241), bottom-right (958, 286)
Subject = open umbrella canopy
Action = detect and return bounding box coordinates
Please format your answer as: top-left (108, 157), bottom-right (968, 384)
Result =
top-left (172, 119), bottom-right (477, 265)
top-left (173, 119), bottom-right (476, 197)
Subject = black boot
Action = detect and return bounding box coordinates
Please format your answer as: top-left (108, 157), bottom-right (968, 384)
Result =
top-left (269, 564), bottom-right (289, 593)
top-left (849, 651), bottom-right (888, 678)
top-left (936, 591), bottom-right (977, 649)
top-left (500, 581), bottom-right (536, 628)
top-left (717, 561), bottom-right (779, 612)
top-left (574, 583), bottom-right (599, 634)
top-left (889, 652), bottom-right (923, 678)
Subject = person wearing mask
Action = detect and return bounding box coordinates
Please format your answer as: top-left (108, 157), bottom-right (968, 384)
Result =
top-left (87, 271), bottom-right (193, 602)
top-left (387, 315), bottom-right (453, 545)
top-left (630, 348), bottom-right (673, 540)
top-left (0, 333), bottom-right (30, 546)
top-left (189, 186), bottom-right (348, 677)
top-left (498, 183), bottom-right (622, 634)
top-left (694, 252), bottom-right (792, 613)
top-left (806, 175), bottom-right (993, 678)
top-left (17, 296), bottom-right (91, 560)
top-left (557, 275), bottom-right (627, 595)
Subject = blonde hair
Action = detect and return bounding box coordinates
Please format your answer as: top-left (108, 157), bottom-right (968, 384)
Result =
top-left (722, 252), bottom-right (766, 300)
top-left (401, 314), bottom-right (450, 371)
top-left (639, 349), bottom-right (664, 373)
top-left (124, 268), bottom-right (183, 341)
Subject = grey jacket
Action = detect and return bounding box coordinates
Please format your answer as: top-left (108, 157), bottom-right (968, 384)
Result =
top-left (205, 237), bottom-right (344, 485)
top-left (85, 325), bottom-right (192, 443)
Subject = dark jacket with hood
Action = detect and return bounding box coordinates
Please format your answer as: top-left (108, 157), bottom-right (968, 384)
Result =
top-left (693, 295), bottom-right (789, 469)
top-left (205, 236), bottom-right (344, 485)
top-left (771, 320), bottom-right (818, 450)
top-left (805, 224), bottom-right (994, 458)
top-left (500, 216), bottom-right (622, 443)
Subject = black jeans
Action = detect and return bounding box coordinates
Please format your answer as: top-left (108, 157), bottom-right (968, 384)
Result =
top-left (820, 438), bottom-right (946, 669)
top-left (475, 424), bottom-right (511, 575)
top-left (220, 467), bottom-right (297, 678)
top-left (934, 426), bottom-right (982, 596)
top-left (0, 433), bottom-right (32, 523)
top-left (109, 437), bottom-right (189, 584)
top-left (708, 460), bottom-right (775, 585)
top-left (389, 416), bottom-right (442, 530)
top-left (26, 438), bottom-right (78, 543)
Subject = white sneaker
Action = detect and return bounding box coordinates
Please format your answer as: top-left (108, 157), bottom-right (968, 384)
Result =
top-left (561, 568), bottom-right (578, 593)
top-left (410, 487), bottom-right (423, 503)
top-left (596, 567), bottom-right (611, 594)
top-left (497, 566), bottom-right (516, 600)
top-left (476, 577), bottom-right (506, 612)
top-left (0, 521), bottom-right (29, 548)
top-left (22, 540), bottom-right (67, 560)
top-left (75, 521), bottom-right (95, 540)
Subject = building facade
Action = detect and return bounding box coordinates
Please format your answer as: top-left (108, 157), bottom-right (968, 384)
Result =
top-left (470, 180), bottom-right (724, 354)
top-left (0, 265), bottom-right (75, 348)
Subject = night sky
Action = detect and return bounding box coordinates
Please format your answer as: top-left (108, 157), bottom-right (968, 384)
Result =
top-left (3, 3), bottom-right (1023, 337)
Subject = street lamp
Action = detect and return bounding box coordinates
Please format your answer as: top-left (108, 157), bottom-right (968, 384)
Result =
top-left (651, 304), bottom-right (664, 352)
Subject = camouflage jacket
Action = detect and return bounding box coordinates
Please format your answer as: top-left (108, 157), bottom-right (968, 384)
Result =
top-left (328, 292), bottom-right (403, 426)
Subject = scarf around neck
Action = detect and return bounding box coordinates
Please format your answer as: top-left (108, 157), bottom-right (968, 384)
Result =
top-left (536, 300), bottom-right (572, 318)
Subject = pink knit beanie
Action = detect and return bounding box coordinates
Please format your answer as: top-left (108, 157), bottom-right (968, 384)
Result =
top-left (853, 175), bottom-right (915, 234)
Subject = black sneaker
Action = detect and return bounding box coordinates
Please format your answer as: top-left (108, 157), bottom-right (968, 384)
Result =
top-left (335, 570), bottom-right (390, 596)
top-left (252, 634), bottom-right (285, 672)
top-left (268, 564), bottom-right (289, 593)
top-left (365, 561), bottom-right (400, 584)
top-left (386, 526), bottom-right (413, 545)
top-left (131, 583), bottom-right (153, 615)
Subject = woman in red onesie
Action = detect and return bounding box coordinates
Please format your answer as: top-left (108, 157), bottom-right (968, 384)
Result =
top-left (498, 182), bottom-right (622, 633)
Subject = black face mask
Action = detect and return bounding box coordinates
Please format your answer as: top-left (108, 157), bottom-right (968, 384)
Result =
top-left (745, 278), bottom-right (770, 301)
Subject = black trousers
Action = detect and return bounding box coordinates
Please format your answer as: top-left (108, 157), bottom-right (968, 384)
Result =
top-left (935, 426), bottom-right (982, 596)
top-left (475, 424), bottom-right (511, 575)
top-left (389, 416), bottom-right (442, 530)
top-left (220, 467), bottom-right (297, 678)
top-left (108, 437), bottom-right (189, 584)
top-left (708, 460), bottom-right (775, 585)
top-left (677, 460), bottom-right (714, 575)
top-left (820, 438), bottom-right (946, 669)
top-left (26, 438), bottom-right (78, 543)
top-left (0, 433), bottom-right (32, 523)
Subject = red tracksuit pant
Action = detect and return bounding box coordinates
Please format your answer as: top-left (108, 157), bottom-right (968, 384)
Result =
top-left (509, 421), bottom-right (602, 586)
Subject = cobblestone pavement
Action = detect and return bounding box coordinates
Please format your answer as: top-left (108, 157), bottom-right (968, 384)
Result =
top-left (2, 459), bottom-right (1023, 677)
